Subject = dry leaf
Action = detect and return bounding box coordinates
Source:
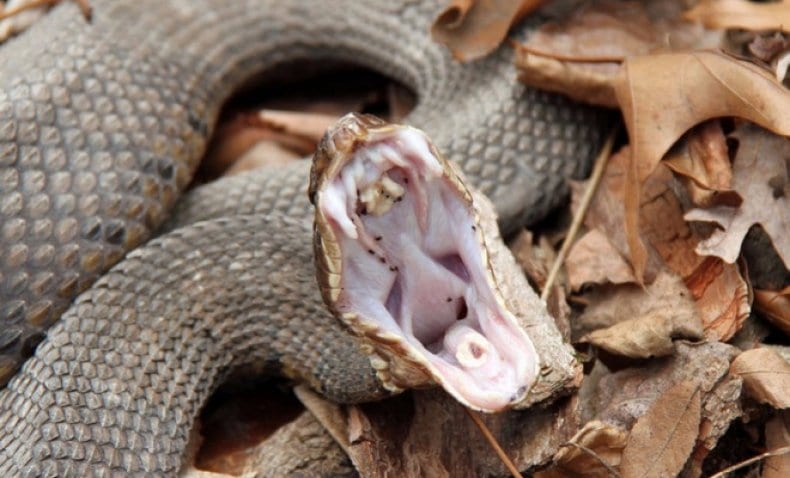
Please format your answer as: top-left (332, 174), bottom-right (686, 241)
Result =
top-left (571, 145), bottom-right (752, 341)
top-left (616, 152), bottom-right (751, 342)
top-left (535, 420), bottom-right (627, 478)
top-left (764, 411), bottom-right (790, 478)
top-left (583, 315), bottom-right (678, 358)
top-left (664, 120), bottom-right (736, 207)
top-left (620, 381), bottom-right (702, 478)
top-left (684, 257), bottom-right (751, 341)
top-left (0, 0), bottom-right (49, 43)
top-left (256, 110), bottom-right (339, 143)
top-left (431, 0), bottom-right (544, 62)
top-left (685, 124), bottom-right (790, 268)
top-left (684, 0), bottom-right (790, 34)
top-left (589, 342), bottom-right (740, 445)
top-left (613, 51), bottom-right (790, 281)
top-left (576, 271), bottom-right (703, 358)
top-left (222, 141), bottom-right (300, 176)
top-left (515, 0), bottom-right (720, 107)
top-left (571, 146), bottom-right (666, 283)
top-left (730, 348), bottom-right (790, 408)
top-left (755, 286), bottom-right (790, 335)
top-left (566, 229), bottom-right (637, 289)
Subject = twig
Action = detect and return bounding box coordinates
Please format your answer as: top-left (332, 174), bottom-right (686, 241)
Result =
top-left (540, 128), bottom-right (617, 301)
top-left (562, 442), bottom-right (622, 478)
top-left (0, 0), bottom-right (91, 22)
top-left (463, 407), bottom-right (523, 478)
top-left (709, 445), bottom-right (790, 478)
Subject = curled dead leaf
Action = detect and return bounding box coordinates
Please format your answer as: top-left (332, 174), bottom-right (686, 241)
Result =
top-left (620, 381), bottom-right (702, 478)
top-left (754, 287), bottom-right (790, 335)
top-left (583, 315), bottom-right (676, 358)
top-left (222, 141), bottom-right (300, 176)
top-left (0, 0), bottom-right (49, 43)
top-left (577, 271), bottom-right (703, 358)
top-left (685, 124), bottom-right (789, 268)
top-left (566, 229), bottom-right (636, 289)
top-left (431, 0), bottom-right (544, 62)
top-left (589, 342), bottom-right (740, 444)
top-left (613, 51), bottom-right (790, 281)
top-left (684, 0), bottom-right (790, 34)
top-left (664, 120), bottom-right (737, 208)
top-left (535, 420), bottom-right (627, 478)
top-left (730, 348), bottom-right (790, 408)
top-left (515, 0), bottom-right (720, 107)
top-left (684, 257), bottom-right (751, 342)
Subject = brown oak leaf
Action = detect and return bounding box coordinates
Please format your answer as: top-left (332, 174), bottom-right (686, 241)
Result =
top-left (684, 124), bottom-right (789, 267)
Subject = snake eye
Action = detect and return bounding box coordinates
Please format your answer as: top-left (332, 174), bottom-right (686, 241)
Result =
top-left (314, 116), bottom-right (539, 412)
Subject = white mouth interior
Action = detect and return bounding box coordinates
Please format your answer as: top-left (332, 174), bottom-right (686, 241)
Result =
top-left (318, 127), bottom-right (538, 411)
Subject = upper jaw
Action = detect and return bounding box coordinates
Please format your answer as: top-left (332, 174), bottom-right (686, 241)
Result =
top-left (311, 113), bottom-right (540, 412)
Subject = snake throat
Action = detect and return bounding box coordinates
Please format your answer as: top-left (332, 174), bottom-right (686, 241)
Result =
top-left (313, 114), bottom-right (539, 411)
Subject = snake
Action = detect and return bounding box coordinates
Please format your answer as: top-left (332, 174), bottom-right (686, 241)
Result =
top-left (0, 0), bottom-right (607, 475)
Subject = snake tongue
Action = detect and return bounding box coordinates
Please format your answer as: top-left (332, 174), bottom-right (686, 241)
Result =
top-left (313, 114), bottom-right (539, 412)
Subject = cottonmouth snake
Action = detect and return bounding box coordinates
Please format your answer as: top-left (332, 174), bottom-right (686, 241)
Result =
top-left (0, 0), bottom-right (606, 475)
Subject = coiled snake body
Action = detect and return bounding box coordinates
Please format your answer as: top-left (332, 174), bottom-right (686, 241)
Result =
top-left (0, 0), bottom-right (606, 475)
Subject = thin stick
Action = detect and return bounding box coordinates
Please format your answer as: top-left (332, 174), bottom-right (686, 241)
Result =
top-left (540, 128), bottom-right (617, 301)
top-left (562, 442), bottom-right (622, 478)
top-left (463, 407), bottom-right (523, 478)
top-left (709, 445), bottom-right (790, 478)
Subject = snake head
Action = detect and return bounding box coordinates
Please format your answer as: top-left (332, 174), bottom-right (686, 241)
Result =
top-left (310, 113), bottom-right (539, 412)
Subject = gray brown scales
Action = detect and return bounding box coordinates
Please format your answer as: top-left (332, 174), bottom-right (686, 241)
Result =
top-left (0, 0), bottom-right (607, 475)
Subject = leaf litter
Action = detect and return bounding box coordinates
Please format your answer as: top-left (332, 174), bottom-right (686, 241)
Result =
top-left (10, 0), bottom-right (781, 476)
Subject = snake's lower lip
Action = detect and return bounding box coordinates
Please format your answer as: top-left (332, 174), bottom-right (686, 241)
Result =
top-left (313, 114), bottom-right (539, 412)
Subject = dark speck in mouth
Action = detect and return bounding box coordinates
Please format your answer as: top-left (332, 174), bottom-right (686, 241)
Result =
top-left (375, 236), bottom-right (382, 241)
top-left (456, 298), bottom-right (468, 321)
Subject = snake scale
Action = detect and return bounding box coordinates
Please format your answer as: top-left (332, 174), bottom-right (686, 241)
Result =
top-left (0, 0), bottom-right (606, 475)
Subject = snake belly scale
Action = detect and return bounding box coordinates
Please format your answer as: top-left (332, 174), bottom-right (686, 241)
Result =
top-left (0, 0), bottom-right (606, 475)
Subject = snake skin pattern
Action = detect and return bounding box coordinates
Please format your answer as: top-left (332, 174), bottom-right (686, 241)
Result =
top-left (0, 0), bottom-right (607, 474)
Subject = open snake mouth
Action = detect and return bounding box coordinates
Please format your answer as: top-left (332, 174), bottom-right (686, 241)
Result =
top-left (312, 114), bottom-right (538, 411)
